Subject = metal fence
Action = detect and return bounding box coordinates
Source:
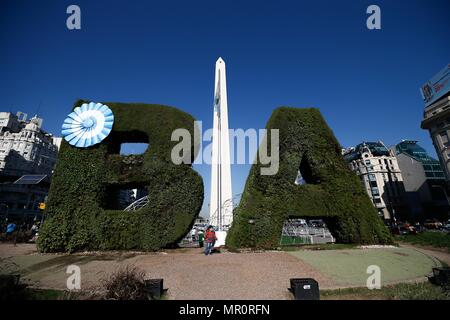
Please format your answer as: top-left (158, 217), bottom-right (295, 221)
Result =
top-left (280, 219), bottom-right (335, 245)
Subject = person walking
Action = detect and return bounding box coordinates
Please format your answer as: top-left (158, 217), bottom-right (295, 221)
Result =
top-left (204, 226), bottom-right (217, 256)
top-left (6, 221), bottom-right (17, 245)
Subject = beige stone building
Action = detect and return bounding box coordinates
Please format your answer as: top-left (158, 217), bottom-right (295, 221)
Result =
top-left (0, 112), bottom-right (60, 219)
top-left (421, 95), bottom-right (450, 180)
top-left (343, 141), bottom-right (406, 220)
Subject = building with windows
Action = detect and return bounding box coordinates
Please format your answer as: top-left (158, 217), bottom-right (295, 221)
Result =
top-left (420, 64), bottom-right (450, 180)
top-left (421, 95), bottom-right (450, 180)
top-left (343, 141), bottom-right (406, 220)
top-left (0, 112), bottom-right (60, 219)
top-left (392, 140), bottom-right (448, 220)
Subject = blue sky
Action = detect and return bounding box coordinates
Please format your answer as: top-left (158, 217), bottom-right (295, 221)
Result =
top-left (1, 0), bottom-right (449, 217)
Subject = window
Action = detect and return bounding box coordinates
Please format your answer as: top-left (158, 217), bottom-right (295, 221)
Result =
top-left (365, 160), bottom-right (371, 165)
top-left (440, 131), bottom-right (449, 146)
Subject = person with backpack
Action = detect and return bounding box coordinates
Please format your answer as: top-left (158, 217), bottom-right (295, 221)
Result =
top-left (204, 226), bottom-right (217, 256)
top-left (6, 221), bottom-right (17, 245)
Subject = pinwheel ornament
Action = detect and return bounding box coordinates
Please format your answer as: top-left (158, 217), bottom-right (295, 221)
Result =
top-left (61, 102), bottom-right (114, 148)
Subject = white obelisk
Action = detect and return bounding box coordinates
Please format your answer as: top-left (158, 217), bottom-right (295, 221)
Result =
top-left (210, 57), bottom-right (233, 234)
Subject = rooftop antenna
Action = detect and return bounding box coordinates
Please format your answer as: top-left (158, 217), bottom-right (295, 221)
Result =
top-left (36, 100), bottom-right (42, 118)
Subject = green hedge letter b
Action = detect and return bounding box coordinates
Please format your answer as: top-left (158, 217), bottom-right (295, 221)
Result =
top-left (38, 101), bottom-right (204, 252)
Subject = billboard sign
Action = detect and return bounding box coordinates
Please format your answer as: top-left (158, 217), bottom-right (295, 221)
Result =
top-left (420, 64), bottom-right (450, 107)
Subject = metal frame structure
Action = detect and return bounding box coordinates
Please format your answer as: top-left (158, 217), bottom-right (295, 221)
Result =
top-left (123, 195), bottom-right (149, 212)
top-left (209, 193), bottom-right (241, 231)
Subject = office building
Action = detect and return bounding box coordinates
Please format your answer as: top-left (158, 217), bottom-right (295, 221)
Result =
top-left (343, 141), bottom-right (406, 220)
top-left (392, 140), bottom-right (448, 219)
top-left (420, 64), bottom-right (450, 180)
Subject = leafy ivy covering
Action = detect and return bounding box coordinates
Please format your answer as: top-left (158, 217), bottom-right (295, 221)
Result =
top-left (226, 107), bottom-right (392, 249)
top-left (37, 100), bottom-right (204, 252)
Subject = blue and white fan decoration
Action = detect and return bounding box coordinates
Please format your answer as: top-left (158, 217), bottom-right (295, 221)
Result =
top-left (61, 102), bottom-right (114, 148)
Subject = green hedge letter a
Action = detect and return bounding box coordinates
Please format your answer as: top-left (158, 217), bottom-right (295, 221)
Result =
top-left (226, 107), bottom-right (392, 249)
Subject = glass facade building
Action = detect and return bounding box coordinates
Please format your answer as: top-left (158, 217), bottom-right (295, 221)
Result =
top-left (393, 140), bottom-right (448, 220)
top-left (395, 140), bottom-right (445, 180)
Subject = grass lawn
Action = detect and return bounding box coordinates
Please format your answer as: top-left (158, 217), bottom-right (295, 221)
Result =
top-left (321, 282), bottom-right (450, 300)
top-left (396, 232), bottom-right (450, 251)
top-left (289, 247), bottom-right (440, 287)
top-left (28, 288), bottom-right (66, 300)
top-left (15, 282), bottom-right (450, 300)
top-left (281, 243), bottom-right (359, 251)
top-left (29, 283), bottom-right (450, 300)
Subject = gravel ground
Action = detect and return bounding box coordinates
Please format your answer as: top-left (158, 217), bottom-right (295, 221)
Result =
top-left (398, 243), bottom-right (450, 266)
top-left (129, 250), bottom-right (336, 299)
top-left (0, 243), bottom-right (38, 258)
top-left (2, 243), bottom-right (448, 300)
top-left (0, 245), bottom-right (335, 300)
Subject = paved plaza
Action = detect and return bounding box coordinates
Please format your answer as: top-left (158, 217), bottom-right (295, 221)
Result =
top-left (0, 243), bottom-right (446, 299)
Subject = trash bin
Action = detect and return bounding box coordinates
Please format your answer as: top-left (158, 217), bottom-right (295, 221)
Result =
top-left (144, 279), bottom-right (164, 299)
top-left (290, 278), bottom-right (320, 300)
top-left (431, 267), bottom-right (450, 286)
top-left (198, 232), bottom-right (204, 248)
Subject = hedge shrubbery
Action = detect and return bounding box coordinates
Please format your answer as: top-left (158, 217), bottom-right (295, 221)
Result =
top-left (37, 100), bottom-right (204, 252)
top-left (226, 107), bottom-right (392, 249)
